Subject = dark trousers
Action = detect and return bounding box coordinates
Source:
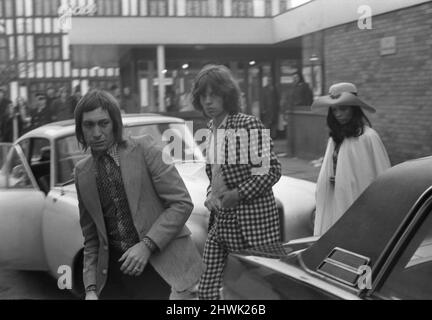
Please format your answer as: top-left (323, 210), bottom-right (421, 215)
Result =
top-left (100, 247), bottom-right (170, 300)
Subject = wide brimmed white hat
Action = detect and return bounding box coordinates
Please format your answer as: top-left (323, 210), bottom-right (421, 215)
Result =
top-left (311, 82), bottom-right (376, 114)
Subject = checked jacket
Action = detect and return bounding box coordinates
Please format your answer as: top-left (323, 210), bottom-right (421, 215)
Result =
top-left (205, 112), bottom-right (282, 247)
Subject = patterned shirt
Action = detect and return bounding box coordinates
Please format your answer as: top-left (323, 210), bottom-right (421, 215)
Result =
top-left (94, 144), bottom-right (140, 252)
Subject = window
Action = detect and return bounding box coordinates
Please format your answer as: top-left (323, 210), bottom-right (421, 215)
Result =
top-left (208, 0), bottom-right (223, 16)
top-left (125, 123), bottom-right (204, 162)
top-left (186, 0), bottom-right (208, 16)
top-left (0, 35), bottom-right (7, 62)
top-left (34, 35), bottom-right (62, 61)
top-left (56, 135), bottom-right (87, 185)
top-left (2, 146), bottom-right (34, 189)
top-left (16, 0), bottom-right (25, 17)
top-left (18, 138), bottom-right (31, 160)
top-left (97, 0), bottom-right (121, 16)
top-left (0, 142), bottom-right (13, 168)
top-left (148, 0), bottom-right (167, 16)
top-left (376, 205), bottom-right (432, 299)
top-left (29, 138), bottom-right (51, 192)
top-left (4, 0), bottom-right (13, 17)
top-left (232, 0), bottom-right (253, 17)
top-left (34, 0), bottom-right (58, 16)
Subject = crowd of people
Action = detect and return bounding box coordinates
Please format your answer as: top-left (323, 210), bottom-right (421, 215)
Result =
top-left (0, 86), bottom-right (79, 143)
top-left (0, 84), bottom-right (142, 143)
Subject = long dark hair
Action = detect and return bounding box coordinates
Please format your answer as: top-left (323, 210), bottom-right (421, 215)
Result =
top-left (74, 89), bottom-right (125, 150)
top-left (191, 64), bottom-right (241, 118)
top-left (327, 106), bottom-right (372, 145)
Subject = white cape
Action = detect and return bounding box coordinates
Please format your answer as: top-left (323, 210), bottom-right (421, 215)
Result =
top-left (314, 126), bottom-right (391, 236)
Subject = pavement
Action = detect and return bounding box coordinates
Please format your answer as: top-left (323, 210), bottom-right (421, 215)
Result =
top-left (273, 139), bottom-right (321, 183)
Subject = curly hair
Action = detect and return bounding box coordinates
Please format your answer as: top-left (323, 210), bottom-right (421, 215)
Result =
top-left (327, 106), bottom-right (372, 145)
top-left (191, 64), bottom-right (241, 118)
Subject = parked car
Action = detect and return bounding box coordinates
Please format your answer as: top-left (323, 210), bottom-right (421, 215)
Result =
top-left (222, 156), bottom-right (432, 300)
top-left (0, 114), bottom-right (316, 296)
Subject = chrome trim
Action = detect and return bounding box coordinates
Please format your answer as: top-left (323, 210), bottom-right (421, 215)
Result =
top-left (316, 247), bottom-right (371, 287)
top-left (239, 254), bottom-right (361, 300)
top-left (298, 254), bottom-right (361, 296)
top-left (287, 236), bottom-right (320, 245)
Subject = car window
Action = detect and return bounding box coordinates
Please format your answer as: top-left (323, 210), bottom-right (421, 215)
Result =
top-left (0, 145), bottom-right (35, 189)
top-left (28, 138), bottom-right (51, 193)
top-left (0, 142), bottom-right (13, 168)
top-left (125, 123), bottom-right (204, 162)
top-left (375, 206), bottom-right (432, 299)
top-left (30, 138), bottom-right (50, 165)
top-left (18, 139), bottom-right (31, 161)
top-left (56, 135), bottom-right (88, 185)
top-left (54, 122), bottom-right (204, 185)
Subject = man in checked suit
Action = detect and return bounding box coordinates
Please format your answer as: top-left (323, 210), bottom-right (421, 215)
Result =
top-left (191, 65), bottom-right (282, 299)
top-left (74, 90), bottom-right (203, 299)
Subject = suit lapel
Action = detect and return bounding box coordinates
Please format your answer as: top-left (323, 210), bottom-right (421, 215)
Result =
top-left (221, 114), bottom-right (237, 176)
top-left (77, 157), bottom-right (107, 243)
top-left (119, 140), bottom-right (142, 221)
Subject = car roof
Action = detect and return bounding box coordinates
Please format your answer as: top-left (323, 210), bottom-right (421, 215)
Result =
top-left (302, 156), bottom-right (432, 273)
top-left (17, 113), bottom-right (185, 141)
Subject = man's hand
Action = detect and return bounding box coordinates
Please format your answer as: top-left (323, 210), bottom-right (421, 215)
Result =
top-left (204, 195), bottom-right (221, 213)
top-left (85, 291), bottom-right (98, 300)
top-left (220, 189), bottom-right (240, 208)
top-left (119, 242), bottom-right (151, 276)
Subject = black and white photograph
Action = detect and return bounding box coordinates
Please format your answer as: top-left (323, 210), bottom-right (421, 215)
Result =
top-left (0, 0), bottom-right (431, 306)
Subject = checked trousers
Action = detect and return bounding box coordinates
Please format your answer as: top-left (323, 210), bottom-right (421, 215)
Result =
top-left (198, 211), bottom-right (250, 300)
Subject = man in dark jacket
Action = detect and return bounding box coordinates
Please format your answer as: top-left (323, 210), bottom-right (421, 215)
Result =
top-left (29, 93), bottom-right (54, 130)
top-left (0, 88), bottom-right (12, 138)
top-left (0, 103), bottom-right (23, 142)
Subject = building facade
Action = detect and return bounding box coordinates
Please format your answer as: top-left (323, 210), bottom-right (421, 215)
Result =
top-left (0, 0), bottom-right (121, 106)
top-left (2, 0), bottom-right (431, 164)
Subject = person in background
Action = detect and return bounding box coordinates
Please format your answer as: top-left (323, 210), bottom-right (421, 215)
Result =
top-left (0, 103), bottom-right (23, 142)
top-left (70, 85), bottom-right (82, 114)
top-left (110, 85), bottom-right (121, 101)
top-left (260, 82), bottom-right (277, 138)
top-left (52, 87), bottom-right (74, 121)
top-left (291, 71), bottom-right (313, 108)
top-left (15, 96), bottom-right (31, 133)
top-left (74, 89), bottom-right (203, 300)
top-left (0, 88), bottom-right (12, 138)
top-left (165, 88), bottom-right (176, 112)
top-left (46, 87), bottom-right (57, 112)
top-left (29, 92), bottom-right (54, 130)
top-left (121, 86), bottom-right (140, 114)
top-left (191, 64), bottom-right (282, 300)
top-left (311, 82), bottom-right (391, 236)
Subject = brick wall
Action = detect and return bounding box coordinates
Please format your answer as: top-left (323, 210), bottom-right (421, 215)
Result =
top-left (316, 2), bottom-right (432, 164)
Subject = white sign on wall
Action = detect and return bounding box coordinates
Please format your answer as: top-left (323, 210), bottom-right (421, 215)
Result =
top-left (380, 36), bottom-right (397, 56)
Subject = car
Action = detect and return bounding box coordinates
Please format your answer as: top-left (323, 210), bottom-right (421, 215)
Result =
top-left (221, 156), bottom-right (432, 300)
top-left (0, 114), bottom-right (316, 297)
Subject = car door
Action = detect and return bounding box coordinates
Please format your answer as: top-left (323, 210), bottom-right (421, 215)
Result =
top-left (0, 143), bottom-right (48, 271)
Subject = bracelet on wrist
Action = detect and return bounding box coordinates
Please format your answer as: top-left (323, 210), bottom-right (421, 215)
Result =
top-left (141, 236), bottom-right (158, 253)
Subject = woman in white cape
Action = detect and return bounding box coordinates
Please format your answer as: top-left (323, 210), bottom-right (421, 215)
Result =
top-left (312, 83), bottom-right (391, 236)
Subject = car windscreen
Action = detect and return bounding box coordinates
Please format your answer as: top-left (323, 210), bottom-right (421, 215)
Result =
top-left (55, 122), bottom-right (204, 186)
